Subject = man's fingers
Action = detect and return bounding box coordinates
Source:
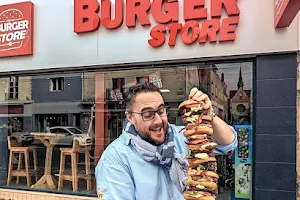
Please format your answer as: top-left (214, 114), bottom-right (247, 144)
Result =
top-left (189, 88), bottom-right (198, 99)
top-left (203, 103), bottom-right (211, 110)
top-left (197, 94), bottom-right (208, 102)
top-left (197, 94), bottom-right (211, 110)
top-left (188, 88), bottom-right (212, 111)
top-left (192, 91), bottom-right (203, 101)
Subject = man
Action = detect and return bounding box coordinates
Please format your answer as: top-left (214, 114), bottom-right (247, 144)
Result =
top-left (95, 83), bottom-right (237, 200)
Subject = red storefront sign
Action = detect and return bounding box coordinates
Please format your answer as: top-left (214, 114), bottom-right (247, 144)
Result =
top-left (74, 0), bottom-right (240, 47)
top-left (275, 0), bottom-right (300, 28)
top-left (0, 1), bottom-right (34, 57)
top-left (0, 105), bottom-right (24, 114)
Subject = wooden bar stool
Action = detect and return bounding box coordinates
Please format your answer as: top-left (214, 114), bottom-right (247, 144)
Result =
top-left (7, 136), bottom-right (38, 187)
top-left (56, 138), bottom-right (92, 192)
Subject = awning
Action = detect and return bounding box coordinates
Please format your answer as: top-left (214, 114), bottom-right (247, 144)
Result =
top-left (31, 102), bottom-right (82, 114)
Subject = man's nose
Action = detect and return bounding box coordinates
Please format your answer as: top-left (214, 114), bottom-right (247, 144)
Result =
top-left (152, 112), bottom-right (163, 123)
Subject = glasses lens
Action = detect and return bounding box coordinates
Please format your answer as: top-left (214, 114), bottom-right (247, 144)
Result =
top-left (141, 106), bottom-right (169, 121)
top-left (158, 106), bottom-right (167, 116)
top-left (142, 111), bottom-right (155, 121)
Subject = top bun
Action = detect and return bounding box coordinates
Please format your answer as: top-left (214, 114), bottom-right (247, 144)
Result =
top-left (178, 99), bottom-right (205, 111)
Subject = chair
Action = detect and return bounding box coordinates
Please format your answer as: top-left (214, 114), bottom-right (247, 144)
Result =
top-left (7, 136), bottom-right (38, 187)
top-left (57, 138), bottom-right (92, 192)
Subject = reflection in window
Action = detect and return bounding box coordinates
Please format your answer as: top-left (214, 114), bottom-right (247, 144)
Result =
top-left (50, 77), bottom-right (64, 91)
top-left (8, 76), bottom-right (18, 99)
top-left (237, 104), bottom-right (246, 113)
top-left (1, 62), bottom-right (252, 198)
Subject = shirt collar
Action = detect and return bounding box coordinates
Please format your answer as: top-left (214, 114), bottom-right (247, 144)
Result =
top-left (120, 129), bottom-right (131, 145)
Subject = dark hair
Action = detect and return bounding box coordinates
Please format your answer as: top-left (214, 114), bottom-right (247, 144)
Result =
top-left (124, 82), bottom-right (162, 111)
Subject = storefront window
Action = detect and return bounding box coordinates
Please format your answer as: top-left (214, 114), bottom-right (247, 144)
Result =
top-left (0, 62), bottom-right (252, 198)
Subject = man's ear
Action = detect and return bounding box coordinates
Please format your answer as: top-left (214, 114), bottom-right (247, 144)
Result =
top-left (125, 111), bottom-right (135, 124)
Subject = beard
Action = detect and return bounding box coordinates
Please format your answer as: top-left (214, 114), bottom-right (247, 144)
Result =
top-left (139, 133), bottom-right (165, 146)
top-left (138, 125), bottom-right (168, 146)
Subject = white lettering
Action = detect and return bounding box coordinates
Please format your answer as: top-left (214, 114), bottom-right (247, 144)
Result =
top-left (0, 33), bottom-right (7, 42)
top-left (13, 31), bottom-right (21, 40)
top-left (6, 23), bottom-right (12, 32)
top-left (0, 30), bottom-right (27, 43)
top-left (23, 20), bottom-right (29, 29)
top-left (6, 33), bottom-right (14, 42)
top-left (0, 20), bottom-right (29, 32)
top-left (12, 22), bottom-right (18, 30)
top-left (275, 0), bottom-right (284, 15)
top-left (19, 30), bottom-right (26, 39)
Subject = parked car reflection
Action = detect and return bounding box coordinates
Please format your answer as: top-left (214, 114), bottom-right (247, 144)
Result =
top-left (10, 130), bottom-right (34, 145)
top-left (46, 126), bottom-right (93, 146)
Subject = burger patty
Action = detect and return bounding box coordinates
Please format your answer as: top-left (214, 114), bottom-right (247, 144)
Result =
top-left (188, 148), bottom-right (214, 155)
top-left (190, 175), bottom-right (217, 182)
top-left (186, 186), bottom-right (216, 193)
top-left (192, 161), bottom-right (218, 172)
top-left (186, 136), bottom-right (214, 145)
top-left (184, 109), bottom-right (205, 116)
top-left (185, 179), bottom-right (218, 194)
top-left (186, 123), bottom-right (213, 131)
top-left (187, 142), bottom-right (217, 153)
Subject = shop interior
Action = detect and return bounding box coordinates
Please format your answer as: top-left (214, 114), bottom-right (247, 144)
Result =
top-left (0, 61), bottom-right (253, 199)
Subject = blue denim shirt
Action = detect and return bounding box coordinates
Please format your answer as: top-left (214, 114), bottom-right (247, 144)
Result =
top-left (95, 124), bottom-right (237, 200)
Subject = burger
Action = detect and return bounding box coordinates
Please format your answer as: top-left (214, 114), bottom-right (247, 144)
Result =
top-left (178, 100), bottom-right (210, 127)
top-left (179, 100), bottom-right (217, 157)
top-left (178, 99), bottom-right (219, 199)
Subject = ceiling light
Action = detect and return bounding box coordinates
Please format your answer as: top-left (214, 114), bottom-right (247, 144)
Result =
top-left (160, 89), bottom-right (170, 93)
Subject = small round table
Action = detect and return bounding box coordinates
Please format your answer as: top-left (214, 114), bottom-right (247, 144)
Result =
top-left (30, 132), bottom-right (64, 190)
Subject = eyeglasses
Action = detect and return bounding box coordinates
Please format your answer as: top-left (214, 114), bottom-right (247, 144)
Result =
top-left (129, 106), bottom-right (169, 121)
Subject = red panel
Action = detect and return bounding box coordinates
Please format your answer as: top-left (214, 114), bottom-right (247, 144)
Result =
top-left (275, 0), bottom-right (300, 28)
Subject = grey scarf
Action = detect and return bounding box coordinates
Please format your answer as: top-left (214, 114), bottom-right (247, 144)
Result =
top-left (123, 118), bottom-right (188, 193)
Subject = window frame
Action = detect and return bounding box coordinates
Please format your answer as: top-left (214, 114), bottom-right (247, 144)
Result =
top-left (50, 77), bottom-right (64, 92)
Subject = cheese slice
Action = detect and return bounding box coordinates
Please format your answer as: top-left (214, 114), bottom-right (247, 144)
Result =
top-left (184, 107), bottom-right (203, 117)
top-left (191, 107), bottom-right (202, 112)
top-left (195, 153), bottom-right (209, 159)
top-left (189, 192), bottom-right (204, 198)
top-left (201, 143), bottom-right (215, 149)
top-left (184, 110), bottom-right (193, 117)
top-left (196, 185), bottom-right (205, 189)
top-left (186, 115), bottom-right (198, 122)
top-left (198, 178), bottom-right (209, 182)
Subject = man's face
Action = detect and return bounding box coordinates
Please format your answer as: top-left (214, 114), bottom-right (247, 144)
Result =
top-left (126, 92), bottom-right (168, 146)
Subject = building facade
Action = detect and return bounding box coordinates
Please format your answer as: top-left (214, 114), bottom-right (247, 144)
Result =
top-left (0, 0), bottom-right (299, 199)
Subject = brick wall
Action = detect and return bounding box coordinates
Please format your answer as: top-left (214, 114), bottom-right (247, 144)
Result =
top-left (254, 53), bottom-right (297, 199)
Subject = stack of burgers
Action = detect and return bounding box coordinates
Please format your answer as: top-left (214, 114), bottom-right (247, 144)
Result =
top-left (178, 100), bottom-right (219, 200)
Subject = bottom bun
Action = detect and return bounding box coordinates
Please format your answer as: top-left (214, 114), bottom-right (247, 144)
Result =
top-left (184, 191), bottom-right (215, 200)
top-left (184, 196), bottom-right (215, 200)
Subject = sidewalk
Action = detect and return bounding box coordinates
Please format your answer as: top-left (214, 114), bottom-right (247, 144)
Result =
top-left (0, 188), bottom-right (97, 200)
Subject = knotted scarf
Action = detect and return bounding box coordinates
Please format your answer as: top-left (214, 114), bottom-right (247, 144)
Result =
top-left (123, 118), bottom-right (188, 193)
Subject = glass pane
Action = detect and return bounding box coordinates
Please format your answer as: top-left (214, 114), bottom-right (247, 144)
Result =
top-left (0, 62), bottom-right (252, 198)
top-left (51, 79), bottom-right (56, 91)
top-left (57, 78), bottom-right (64, 91)
top-left (68, 127), bottom-right (83, 134)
